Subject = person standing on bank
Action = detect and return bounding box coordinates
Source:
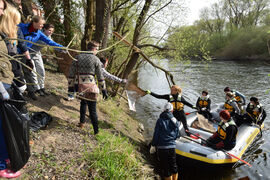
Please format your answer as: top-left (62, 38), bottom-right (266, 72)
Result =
top-left (99, 56), bottom-right (127, 84)
top-left (150, 103), bottom-right (180, 180)
top-left (145, 85), bottom-right (196, 136)
top-left (0, 3), bottom-right (31, 94)
top-left (28, 23), bottom-right (56, 97)
top-left (68, 41), bottom-right (107, 135)
top-left (17, 15), bottom-right (64, 100)
top-left (0, 0), bottom-right (21, 178)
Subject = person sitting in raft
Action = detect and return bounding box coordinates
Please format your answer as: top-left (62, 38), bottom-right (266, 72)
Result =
top-left (196, 90), bottom-right (211, 120)
top-left (206, 110), bottom-right (238, 150)
top-left (224, 87), bottom-right (246, 114)
top-left (235, 97), bottom-right (267, 127)
top-left (223, 92), bottom-right (241, 119)
top-left (145, 85), bottom-right (196, 136)
top-left (150, 102), bottom-right (180, 180)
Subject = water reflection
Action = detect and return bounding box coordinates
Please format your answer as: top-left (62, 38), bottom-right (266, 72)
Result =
top-left (136, 59), bottom-right (270, 180)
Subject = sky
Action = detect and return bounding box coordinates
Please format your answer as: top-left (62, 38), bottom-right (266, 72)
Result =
top-left (185, 0), bottom-right (220, 25)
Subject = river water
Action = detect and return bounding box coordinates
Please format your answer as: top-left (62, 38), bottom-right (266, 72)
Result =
top-left (135, 59), bottom-right (270, 180)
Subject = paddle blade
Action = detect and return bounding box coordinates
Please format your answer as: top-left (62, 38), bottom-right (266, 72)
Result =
top-left (226, 152), bottom-right (252, 167)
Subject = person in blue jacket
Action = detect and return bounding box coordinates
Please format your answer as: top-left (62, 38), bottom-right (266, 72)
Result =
top-left (17, 15), bottom-right (64, 100)
top-left (150, 102), bottom-right (180, 180)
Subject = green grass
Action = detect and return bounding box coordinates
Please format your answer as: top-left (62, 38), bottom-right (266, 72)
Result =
top-left (84, 130), bottom-right (143, 180)
top-left (98, 98), bottom-right (123, 123)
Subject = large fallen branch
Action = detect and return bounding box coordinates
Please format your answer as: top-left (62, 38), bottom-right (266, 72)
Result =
top-left (113, 31), bottom-right (175, 86)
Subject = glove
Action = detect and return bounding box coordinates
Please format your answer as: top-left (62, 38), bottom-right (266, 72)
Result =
top-left (121, 79), bottom-right (127, 84)
top-left (145, 90), bottom-right (151, 94)
top-left (102, 90), bottom-right (108, 100)
top-left (25, 59), bottom-right (34, 69)
top-left (192, 106), bottom-right (197, 110)
top-left (0, 82), bottom-right (10, 100)
top-left (149, 146), bottom-right (156, 154)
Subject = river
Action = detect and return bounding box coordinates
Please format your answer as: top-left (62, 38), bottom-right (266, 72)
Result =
top-left (135, 59), bottom-right (270, 180)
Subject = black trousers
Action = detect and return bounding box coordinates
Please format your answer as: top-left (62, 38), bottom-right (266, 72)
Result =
top-left (80, 100), bottom-right (98, 134)
top-left (157, 148), bottom-right (178, 177)
top-left (10, 59), bottom-right (25, 88)
top-left (173, 110), bottom-right (188, 131)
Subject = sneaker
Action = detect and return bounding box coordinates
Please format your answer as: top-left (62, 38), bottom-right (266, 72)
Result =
top-left (0, 169), bottom-right (21, 178)
top-left (77, 123), bottom-right (85, 128)
top-left (36, 89), bottom-right (45, 96)
top-left (67, 94), bottom-right (74, 101)
top-left (28, 91), bottom-right (38, 100)
top-left (41, 88), bottom-right (50, 95)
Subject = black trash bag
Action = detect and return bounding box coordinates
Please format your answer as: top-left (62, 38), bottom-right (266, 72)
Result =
top-left (0, 101), bottom-right (30, 172)
top-left (6, 83), bottom-right (27, 111)
top-left (29, 112), bottom-right (52, 132)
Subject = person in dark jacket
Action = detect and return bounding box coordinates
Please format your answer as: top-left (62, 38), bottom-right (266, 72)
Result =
top-left (196, 90), bottom-right (211, 120)
top-left (145, 85), bottom-right (196, 136)
top-left (18, 15), bottom-right (64, 100)
top-left (0, 1), bottom-right (21, 178)
top-left (206, 110), bottom-right (238, 150)
top-left (235, 97), bottom-right (267, 127)
top-left (0, 3), bottom-right (30, 93)
top-left (150, 102), bottom-right (180, 180)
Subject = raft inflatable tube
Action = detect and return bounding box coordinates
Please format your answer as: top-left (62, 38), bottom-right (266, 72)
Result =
top-left (175, 104), bottom-right (263, 167)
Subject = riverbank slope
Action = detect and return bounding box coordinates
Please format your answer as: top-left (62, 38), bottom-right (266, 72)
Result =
top-left (15, 63), bottom-right (156, 179)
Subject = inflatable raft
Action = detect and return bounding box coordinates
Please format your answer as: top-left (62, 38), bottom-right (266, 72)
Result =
top-left (175, 104), bottom-right (263, 167)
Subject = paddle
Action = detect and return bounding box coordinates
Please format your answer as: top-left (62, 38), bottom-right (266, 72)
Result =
top-left (185, 110), bottom-right (198, 115)
top-left (186, 130), bottom-right (252, 167)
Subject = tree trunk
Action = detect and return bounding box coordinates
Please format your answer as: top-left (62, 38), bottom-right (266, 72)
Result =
top-left (81, 0), bottom-right (95, 50)
top-left (94, 0), bottom-right (105, 44)
top-left (21, 0), bottom-right (33, 18)
top-left (63, 0), bottom-right (72, 46)
top-left (122, 0), bottom-right (153, 78)
top-left (101, 0), bottom-right (111, 50)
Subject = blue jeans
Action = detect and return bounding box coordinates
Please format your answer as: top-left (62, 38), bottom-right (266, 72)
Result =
top-left (0, 114), bottom-right (8, 170)
top-left (80, 100), bottom-right (98, 134)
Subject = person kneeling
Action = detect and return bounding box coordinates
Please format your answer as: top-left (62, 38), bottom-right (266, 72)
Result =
top-left (150, 103), bottom-right (180, 180)
top-left (206, 110), bottom-right (238, 150)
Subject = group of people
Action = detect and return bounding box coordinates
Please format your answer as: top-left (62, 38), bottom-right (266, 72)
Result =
top-left (146, 85), bottom-right (267, 179)
top-left (0, 0), bottom-right (66, 178)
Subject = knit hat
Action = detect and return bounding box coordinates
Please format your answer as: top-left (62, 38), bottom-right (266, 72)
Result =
top-left (164, 102), bottom-right (173, 112)
top-left (219, 110), bottom-right (231, 120)
top-left (224, 87), bottom-right (230, 92)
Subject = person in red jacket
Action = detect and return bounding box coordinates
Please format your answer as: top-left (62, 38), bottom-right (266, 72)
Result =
top-left (206, 110), bottom-right (238, 150)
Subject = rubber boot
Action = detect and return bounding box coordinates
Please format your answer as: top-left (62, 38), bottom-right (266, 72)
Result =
top-left (172, 173), bottom-right (178, 180)
top-left (164, 176), bottom-right (172, 180)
